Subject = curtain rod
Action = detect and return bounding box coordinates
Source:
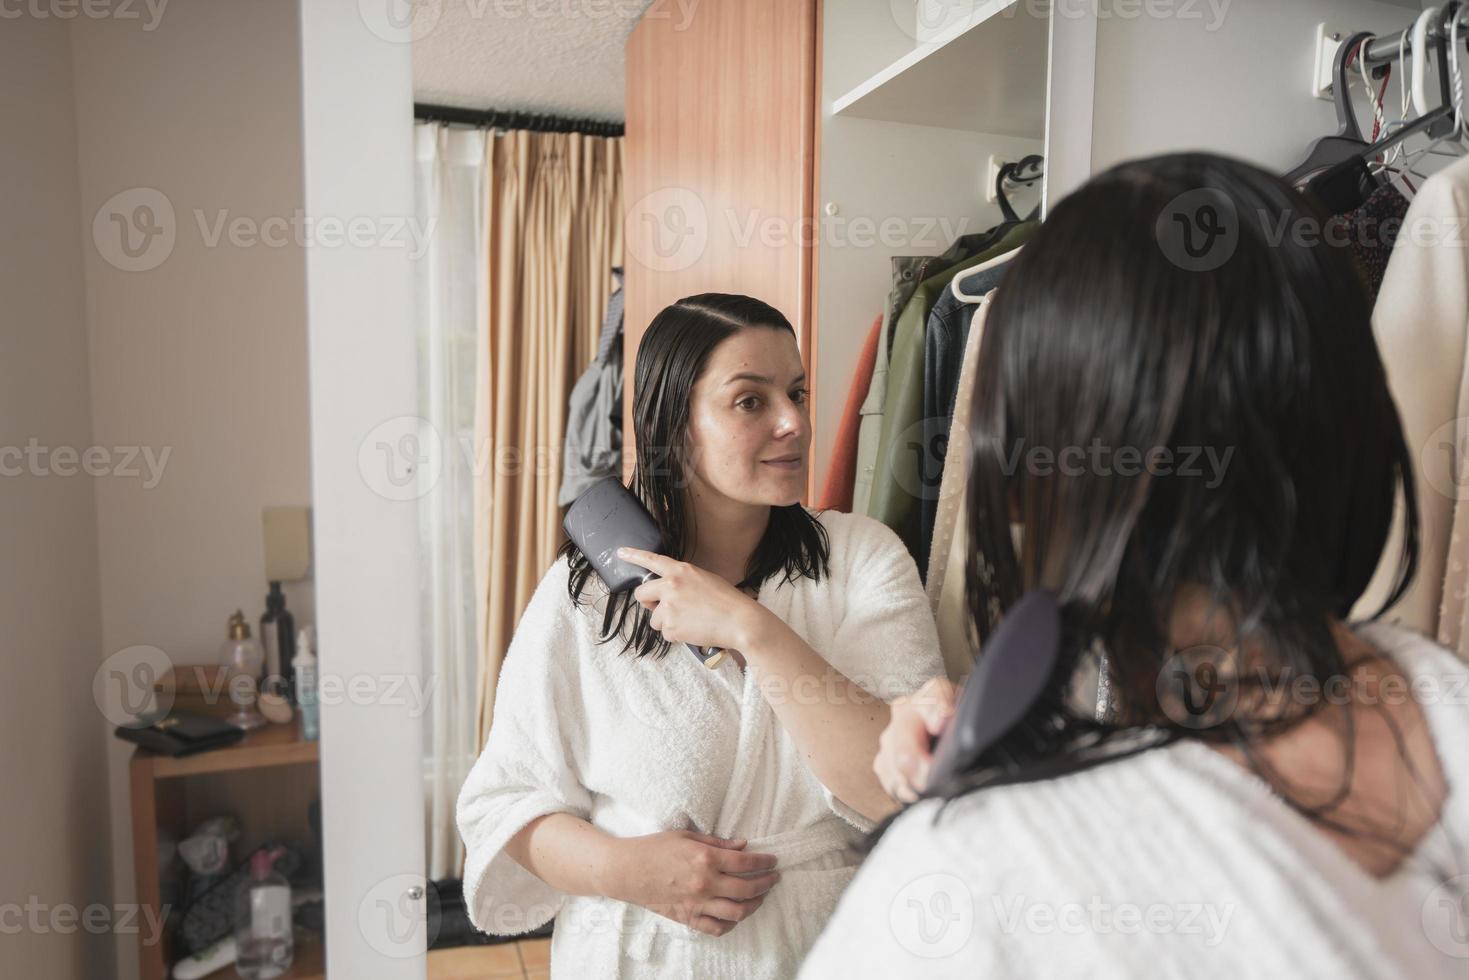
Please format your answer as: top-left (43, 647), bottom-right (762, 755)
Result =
top-left (413, 103), bottom-right (624, 138)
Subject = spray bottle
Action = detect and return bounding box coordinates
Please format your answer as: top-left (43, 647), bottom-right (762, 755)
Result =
top-left (295, 627), bottom-right (318, 742)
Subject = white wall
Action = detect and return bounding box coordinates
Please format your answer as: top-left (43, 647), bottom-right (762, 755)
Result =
top-left (0, 15), bottom-right (110, 980)
top-left (66, 3), bottom-right (314, 978)
top-left (1090, 0), bottom-right (1441, 174)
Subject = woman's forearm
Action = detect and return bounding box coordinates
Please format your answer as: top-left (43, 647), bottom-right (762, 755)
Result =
top-left (738, 610), bottom-right (901, 823)
top-left (503, 812), bottom-right (621, 898)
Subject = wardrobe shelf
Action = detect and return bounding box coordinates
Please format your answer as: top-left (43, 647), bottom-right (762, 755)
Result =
top-left (830, 0), bottom-right (1049, 138)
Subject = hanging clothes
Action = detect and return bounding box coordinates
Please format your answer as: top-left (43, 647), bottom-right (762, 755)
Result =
top-left (915, 246), bottom-right (1025, 576)
top-left (1329, 183), bottom-right (1410, 302)
top-left (557, 268), bottom-right (625, 507)
top-left (1359, 154), bottom-right (1469, 656)
top-left (817, 315), bottom-right (881, 512)
top-left (868, 220), bottom-right (1039, 560)
top-left (926, 292), bottom-right (992, 681)
top-left (853, 226), bottom-right (1016, 514)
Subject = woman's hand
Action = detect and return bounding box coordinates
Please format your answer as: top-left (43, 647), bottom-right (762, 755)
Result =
top-left (604, 830), bottom-right (781, 937)
top-left (617, 547), bottom-right (767, 651)
top-left (874, 676), bottom-right (960, 803)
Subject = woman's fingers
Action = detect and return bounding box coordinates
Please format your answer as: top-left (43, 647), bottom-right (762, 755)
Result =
top-left (715, 847), bottom-right (778, 875)
top-left (876, 749), bottom-right (920, 803)
top-left (690, 914), bottom-right (735, 937)
top-left (683, 831), bottom-right (746, 849)
top-left (702, 895), bottom-right (766, 924)
top-left (715, 870), bottom-right (780, 901)
top-left (918, 679), bottom-right (959, 736)
top-left (876, 677), bottom-right (961, 802)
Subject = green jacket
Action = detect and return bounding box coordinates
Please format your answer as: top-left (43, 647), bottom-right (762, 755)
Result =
top-left (850, 226), bottom-right (1015, 514)
top-left (867, 220), bottom-right (1038, 549)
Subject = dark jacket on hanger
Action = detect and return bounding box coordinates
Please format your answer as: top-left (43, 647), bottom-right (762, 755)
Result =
top-left (869, 221), bottom-right (1038, 561)
top-left (852, 227), bottom-right (1014, 513)
top-left (915, 244), bottom-right (1027, 575)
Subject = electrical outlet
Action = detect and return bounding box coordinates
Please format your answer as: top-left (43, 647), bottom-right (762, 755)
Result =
top-left (1314, 22), bottom-right (1348, 100)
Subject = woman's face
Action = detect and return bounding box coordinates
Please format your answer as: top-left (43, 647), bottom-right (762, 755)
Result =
top-left (684, 327), bottom-right (810, 507)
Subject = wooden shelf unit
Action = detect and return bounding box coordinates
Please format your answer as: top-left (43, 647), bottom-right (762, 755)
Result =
top-left (129, 679), bottom-right (323, 980)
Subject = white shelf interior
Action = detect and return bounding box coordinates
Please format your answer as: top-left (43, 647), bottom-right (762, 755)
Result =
top-left (830, 0), bottom-right (1050, 138)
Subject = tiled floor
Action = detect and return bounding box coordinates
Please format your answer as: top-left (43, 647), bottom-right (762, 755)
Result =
top-left (427, 937), bottom-right (550, 979)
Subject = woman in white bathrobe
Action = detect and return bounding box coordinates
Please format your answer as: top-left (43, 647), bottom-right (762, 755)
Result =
top-left (456, 292), bottom-right (943, 978)
top-left (801, 154), bottom-right (1469, 978)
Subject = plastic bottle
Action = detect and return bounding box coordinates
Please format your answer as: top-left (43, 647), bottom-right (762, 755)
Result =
top-left (295, 627), bottom-right (319, 742)
top-left (233, 847), bottom-right (293, 979)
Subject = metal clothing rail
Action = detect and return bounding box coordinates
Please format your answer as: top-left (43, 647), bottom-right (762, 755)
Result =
top-left (1361, 1), bottom-right (1466, 69)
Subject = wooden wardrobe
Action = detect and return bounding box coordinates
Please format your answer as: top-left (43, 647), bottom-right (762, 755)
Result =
top-left (622, 0), bottom-right (1071, 501)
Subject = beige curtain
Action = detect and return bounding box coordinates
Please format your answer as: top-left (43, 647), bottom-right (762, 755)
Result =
top-left (473, 130), bottom-right (624, 751)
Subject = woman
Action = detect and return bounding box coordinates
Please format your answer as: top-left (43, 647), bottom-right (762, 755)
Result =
top-left (802, 154), bottom-right (1469, 977)
top-left (456, 293), bottom-right (943, 977)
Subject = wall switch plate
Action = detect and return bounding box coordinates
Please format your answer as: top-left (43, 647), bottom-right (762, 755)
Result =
top-left (985, 153), bottom-right (1001, 203)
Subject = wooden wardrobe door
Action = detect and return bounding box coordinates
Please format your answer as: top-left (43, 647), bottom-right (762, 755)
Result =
top-left (622, 0), bottom-right (820, 500)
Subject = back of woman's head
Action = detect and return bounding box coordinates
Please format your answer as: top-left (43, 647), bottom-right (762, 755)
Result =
top-left (948, 152), bottom-right (1419, 792)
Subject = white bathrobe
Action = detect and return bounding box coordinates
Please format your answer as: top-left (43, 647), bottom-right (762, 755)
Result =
top-left (457, 508), bottom-right (944, 979)
top-left (799, 622), bottom-right (1469, 979)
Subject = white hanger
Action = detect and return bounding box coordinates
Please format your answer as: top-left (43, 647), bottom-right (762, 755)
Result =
top-left (1366, 26), bottom-right (1419, 179)
top-left (1411, 6), bottom-right (1439, 117)
top-left (1449, 1), bottom-right (1468, 142)
top-left (1376, 7), bottom-right (1469, 193)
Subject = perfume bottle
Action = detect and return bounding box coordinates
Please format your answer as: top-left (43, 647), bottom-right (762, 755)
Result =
top-left (219, 610), bottom-right (266, 730)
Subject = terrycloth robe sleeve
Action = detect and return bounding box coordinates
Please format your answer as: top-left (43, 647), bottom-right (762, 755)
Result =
top-left (455, 558), bottom-right (596, 936)
top-left (818, 512), bottom-right (946, 830)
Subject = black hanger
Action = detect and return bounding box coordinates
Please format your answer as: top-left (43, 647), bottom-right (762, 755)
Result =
top-left (1306, 7), bottom-right (1463, 215)
top-left (995, 154), bottom-right (1044, 223)
top-left (1284, 31), bottom-right (1381, 187)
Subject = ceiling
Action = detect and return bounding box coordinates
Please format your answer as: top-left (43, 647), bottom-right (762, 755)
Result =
top-left (412, 0), bottom-right (656, 122)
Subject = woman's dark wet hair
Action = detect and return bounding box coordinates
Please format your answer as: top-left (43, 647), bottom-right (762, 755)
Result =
top-left (874, 152), bottom-right (1424, 855)
top-left (558, 292), bottom-right (830, 658)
